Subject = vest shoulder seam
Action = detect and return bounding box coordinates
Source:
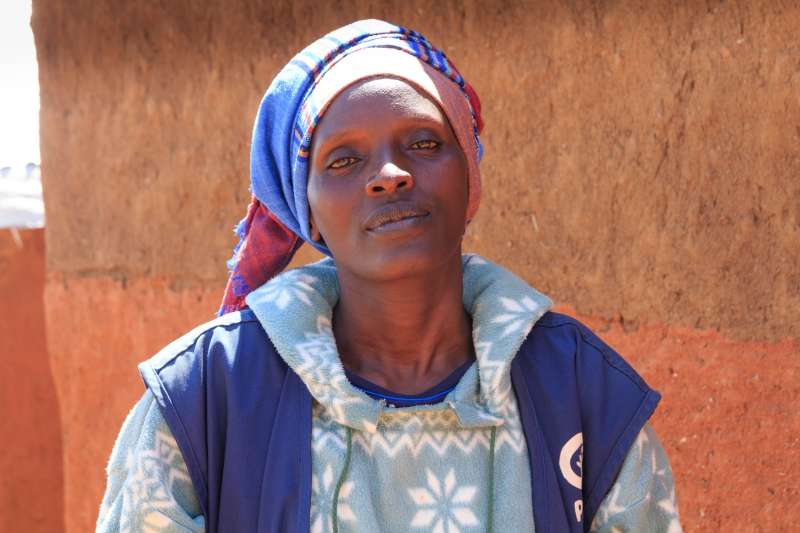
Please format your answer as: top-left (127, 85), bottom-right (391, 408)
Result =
top-left (144, 309), bottom-right (265, 371)
top-left (532, 312), bottom-right (651, 394)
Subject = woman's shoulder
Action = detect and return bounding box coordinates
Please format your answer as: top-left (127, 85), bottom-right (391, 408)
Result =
top-left (138, 308), bottom-right (287, 398)
top-left (142, 309), bottom-right (273, 370)
top-left (530, 310), bottom-right (607, 344)
top-left (517, 311), bottom-right (663, 525)
top-left (525, 310), bottom-right (612, 359)
top-left (530, 311), bottom-right (638, 360)
top-left (522, 311), bottom-right (657, 397)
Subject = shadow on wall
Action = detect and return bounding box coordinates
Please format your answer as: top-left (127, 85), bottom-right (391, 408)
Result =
top-left (0, 228), bottom-right (65, 533)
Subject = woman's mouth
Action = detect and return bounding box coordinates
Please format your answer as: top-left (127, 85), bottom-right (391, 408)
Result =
top-left (365, 203), bottom-right (431, 233)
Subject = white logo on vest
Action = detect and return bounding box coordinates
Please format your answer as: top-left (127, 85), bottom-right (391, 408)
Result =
top-left (559, 432), bottom-right (583, 522)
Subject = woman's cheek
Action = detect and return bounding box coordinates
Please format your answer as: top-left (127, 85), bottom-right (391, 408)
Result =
top-left (312, 180), bottom-right (361, 231)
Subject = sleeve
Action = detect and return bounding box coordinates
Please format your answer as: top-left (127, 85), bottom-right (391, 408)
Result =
top-left (589, 423), bottom-right (683, 533)
top-left (96, 390), bottom-right (206, 533)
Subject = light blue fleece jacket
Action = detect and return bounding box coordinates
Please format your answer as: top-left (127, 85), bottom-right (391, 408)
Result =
top-left (97, 255), bottom-right (682, 533)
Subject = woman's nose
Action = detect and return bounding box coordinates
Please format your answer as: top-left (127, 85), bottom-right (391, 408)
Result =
top-left (365, 162), bottom-right (414, 196)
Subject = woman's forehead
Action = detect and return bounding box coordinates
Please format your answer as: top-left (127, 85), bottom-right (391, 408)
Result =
top-left (340, 76), bottom-right (431, 99)
top-left (315, 78), bottom-right (446, 137)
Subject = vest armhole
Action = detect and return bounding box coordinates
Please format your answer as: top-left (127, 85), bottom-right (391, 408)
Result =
top-left (575, 324), bottom-right (663, 527)
top-left (530, 315), bottom-right (664, 530)
top-left (139, 362), bottom-right (211, 519)
top-left (583, 387), bottom-right (661, 526)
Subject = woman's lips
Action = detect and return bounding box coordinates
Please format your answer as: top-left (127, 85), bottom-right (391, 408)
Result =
top-left (364, 202), bottom-right (431, 232)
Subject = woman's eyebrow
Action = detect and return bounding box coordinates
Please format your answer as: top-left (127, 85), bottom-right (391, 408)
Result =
top-left (314, 113), bottom-right (448, 155)
top-left (312, 129), bottom-right (363, 160)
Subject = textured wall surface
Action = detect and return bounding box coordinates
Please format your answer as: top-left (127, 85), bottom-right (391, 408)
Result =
top-left (34, 0), bottom-right (800, 340)
top-left (0, 229), bottom-right (63, 533)
top-left (30, 1), bottom-right (800, 532)
top-left (44, 278), bottom-right (221, 532)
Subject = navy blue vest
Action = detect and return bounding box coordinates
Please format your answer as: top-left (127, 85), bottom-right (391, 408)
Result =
top-left (140, 310), bottom-right (660, 533)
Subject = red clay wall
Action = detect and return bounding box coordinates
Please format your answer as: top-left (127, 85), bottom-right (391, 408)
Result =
top-left (0, 229), bottom-right (63, 533)
top-left (31, 1), bottom-right (800, 531)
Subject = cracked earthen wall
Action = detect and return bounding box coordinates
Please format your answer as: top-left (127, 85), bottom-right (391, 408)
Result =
top-left (22, 1), bottom-right (800, 531)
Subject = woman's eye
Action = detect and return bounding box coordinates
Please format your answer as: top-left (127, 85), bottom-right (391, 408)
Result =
top-left (410, 139), bottom-right (440, 150)
top-left (328, 156), bottom-right (359, 170)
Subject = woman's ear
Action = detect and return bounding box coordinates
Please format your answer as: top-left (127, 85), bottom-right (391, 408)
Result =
top-left (308, 212), bottom-right (323, 243)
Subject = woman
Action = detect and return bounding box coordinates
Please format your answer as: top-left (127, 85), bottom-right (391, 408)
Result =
top-left (98, 20), bottom-right (681, 533)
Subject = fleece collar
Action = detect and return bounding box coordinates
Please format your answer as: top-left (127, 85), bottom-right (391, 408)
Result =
top-left (246, 254), bottom-right (551, 433)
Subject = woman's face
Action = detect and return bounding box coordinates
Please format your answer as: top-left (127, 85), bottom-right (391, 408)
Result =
top-left (308, 77), bottom-right (469, 281)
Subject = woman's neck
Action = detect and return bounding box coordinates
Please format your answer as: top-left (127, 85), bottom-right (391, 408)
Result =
top-left (332, 253), bottom-right (475, 395)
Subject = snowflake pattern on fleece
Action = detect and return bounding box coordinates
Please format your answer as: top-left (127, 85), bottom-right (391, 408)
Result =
top-left (96, 392), bottom-right (205, 533)
top-left (97, 254), bottom-right (682, 532)
top-left (245, 254), bottom-right (542, 532)
top-left (590, 423), bottom-right (683, 533)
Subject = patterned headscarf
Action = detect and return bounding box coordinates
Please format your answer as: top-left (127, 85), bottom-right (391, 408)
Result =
top-left (219, 19), bottom-right (484, 315)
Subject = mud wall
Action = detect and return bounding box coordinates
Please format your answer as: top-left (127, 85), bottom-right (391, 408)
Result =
top-left (31, 1), bottom-right (799, 531)
top-left (0, 229), bottom-right (63, 533)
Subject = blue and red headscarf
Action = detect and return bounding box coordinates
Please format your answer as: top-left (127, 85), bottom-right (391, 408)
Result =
top-left (219, 19), bottom-right (485, 315)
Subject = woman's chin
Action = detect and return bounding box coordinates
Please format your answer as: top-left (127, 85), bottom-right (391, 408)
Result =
top-left (337, 238), bottom-right (462, 283)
